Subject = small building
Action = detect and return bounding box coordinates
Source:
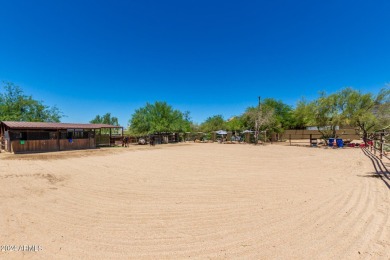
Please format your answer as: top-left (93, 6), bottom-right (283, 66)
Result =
top-left (0, 121), bottom-right (123, 153)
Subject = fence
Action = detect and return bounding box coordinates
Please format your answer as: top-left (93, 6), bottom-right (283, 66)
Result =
top-left (286, 133), bottom-right (360, 147)
top-left (367, 132), bottom-right (389, 160)
top-left (282, 129), bottom-right (360, 141)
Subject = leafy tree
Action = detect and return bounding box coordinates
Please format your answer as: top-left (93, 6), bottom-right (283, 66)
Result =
top-left (311, 91), bottom-right (345, 139)
top-left (376, 98), bottom-right (390, 130)
top-left (128, 101), bottom-right (191, 135)
top-left (291, 98), bottom-right (316, 129)
top-left (261, 98), bottom-right (294, 131)
top-left (189, 122), bottom-right (200, 133)
top-left (90, 112), bottom-right (120, 135)
top-left (90, 113), bottom-right (119, 126)
top-left (342, 87), bottom-right (390, 142)
top-left (0, 82), bottom-right (62, 122)
top-left (291, 87), bottom-right (390, 143)
top-left (225, 116), bottom-right (244, 132)
top-left (292, 90), bottom-right (350, 140)
top-left (199, 115), bottom-right (226, 132)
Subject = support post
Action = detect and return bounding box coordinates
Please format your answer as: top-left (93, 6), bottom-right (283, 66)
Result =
top-left (289, 134), bottom-right (291, 146)
top-left (57, 129), bottom-right (60, 151)
top-left (310, 134), bottom-right (312, 146)
top-left (110, 128), bottom-right (112, 147)
top-left (380, 133), bottom-right (384, 160)
top-left (370, 137), bottom-right (373, 152)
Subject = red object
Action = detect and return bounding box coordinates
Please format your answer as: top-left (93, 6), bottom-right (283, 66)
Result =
top-left (359, 143), bottom-right (366, 148)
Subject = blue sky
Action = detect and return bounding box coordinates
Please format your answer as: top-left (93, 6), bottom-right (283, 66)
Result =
top-left (0, 0), bottom-right (389, 126)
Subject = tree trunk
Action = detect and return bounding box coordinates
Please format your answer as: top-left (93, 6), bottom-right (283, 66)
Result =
top-left (363, 130), bottom-right (368, 146)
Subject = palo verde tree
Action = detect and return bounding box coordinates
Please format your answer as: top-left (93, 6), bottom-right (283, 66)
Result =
top-left (311, 91), bottom-right (345, 140)
top-left (292, 98), bottom-right (316, 129)
top-left (0, 82), bottom-right (62, 122)
top-left (128, 101), bottom-right (191, 135)
top-left (342, 87), bottom-right (390, 142)
top-left (291, 87), bottom-right (390, 143)
top-left (293, 90), bottom-right (349, 140)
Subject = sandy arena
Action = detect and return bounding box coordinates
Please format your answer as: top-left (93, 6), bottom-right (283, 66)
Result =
top-left (1, 143), bottom-right (389, 259)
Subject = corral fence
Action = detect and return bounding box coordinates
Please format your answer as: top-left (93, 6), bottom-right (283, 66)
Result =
top-left (121, 133), bottom-right (180, 146)
top-left (283, 133), bottom-right (360, 147)
top-left (279, 129), bottom-right (360, 147)
top-left (367, 131), bottom-right (389, 160)
top-left (281, 129), bottom-right (359, 140)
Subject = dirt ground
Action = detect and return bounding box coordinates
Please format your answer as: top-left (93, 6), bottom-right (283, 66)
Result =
top-left (0, 143), bottom-right (389, 259)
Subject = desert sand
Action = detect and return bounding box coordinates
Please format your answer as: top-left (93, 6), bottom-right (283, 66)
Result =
top-left (0, 143), bottom-right (389, 259)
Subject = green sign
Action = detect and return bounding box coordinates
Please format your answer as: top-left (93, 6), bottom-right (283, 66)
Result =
top-left (20, 140), bottom-right (25, 145)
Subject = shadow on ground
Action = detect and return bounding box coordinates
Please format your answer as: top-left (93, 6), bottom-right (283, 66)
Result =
top-left (360, 147), bottom-right (390, 190)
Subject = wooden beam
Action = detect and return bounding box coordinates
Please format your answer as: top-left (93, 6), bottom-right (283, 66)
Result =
top-left (57, 129), bottom-right (60, 151)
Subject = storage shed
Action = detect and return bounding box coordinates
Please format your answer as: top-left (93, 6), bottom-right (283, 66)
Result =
top-left (0, 121), bottom-right (123, 153)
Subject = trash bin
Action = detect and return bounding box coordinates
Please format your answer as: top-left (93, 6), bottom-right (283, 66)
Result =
top-left (336, 138), bottom-right (343, 148)
top-left (328, 138), bottom-right (335, 147)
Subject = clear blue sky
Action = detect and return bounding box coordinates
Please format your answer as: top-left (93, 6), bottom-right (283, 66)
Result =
top-left (1, 0), bottom-right (389, 127)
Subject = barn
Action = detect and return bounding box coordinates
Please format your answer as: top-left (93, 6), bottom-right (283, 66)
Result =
top-left (0, 121), bottom-right (123, 153)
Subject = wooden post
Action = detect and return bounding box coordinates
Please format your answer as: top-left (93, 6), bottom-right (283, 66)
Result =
top-left (370, 137), bottom-right (373, 152)
top-left (57, 129), bottom-right (60, 151)
top-left (380, 133), bottom-right (384, 159)
top-left (109, 128), bottom-right (112, 147)
top-left (310, 134), bottom-right (312, 146)
top-left (289, 134), bottom-right (291, 146)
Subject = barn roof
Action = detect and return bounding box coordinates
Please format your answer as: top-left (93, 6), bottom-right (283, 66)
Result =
top-left (1, 121), bottom-right (121, 130)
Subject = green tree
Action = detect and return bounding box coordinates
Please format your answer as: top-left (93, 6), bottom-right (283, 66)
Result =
top-left (129, 101), bottom-right (191, 135)
top-left (342, 87), bottom-right (390, 142)
top-left (293, 90), bottom-right (348, 140)
top-left (199, 115), bottom-right (226, 132)
top-left (225, 116), bottom-right (244, 132)
top-left (376, 99), bottom-right (390, 131)
top-left (291, 87), bottom-right (390, 143)
top-left (90, 113), bottom-right (120, 135)
top-left (262, 98), bottom-right (294, 131)
top-left (291, 98), bottom-right (316, 129)
top-left (310, 91), bottom-right (344, 139)
top-left (0, 82), bottom-right (62, 122)
top-left (90, 113), bottom-right (119, 126)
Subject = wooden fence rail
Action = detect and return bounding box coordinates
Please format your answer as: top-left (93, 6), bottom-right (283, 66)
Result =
top-left (368, 132), bottom-right (389, 160)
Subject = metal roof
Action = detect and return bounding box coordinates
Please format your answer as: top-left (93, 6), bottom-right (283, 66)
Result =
top-left (1, 121), bottom-right (122, 130)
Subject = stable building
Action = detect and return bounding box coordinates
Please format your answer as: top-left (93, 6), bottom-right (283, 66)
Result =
top-left (0, 121), bottom-right (123, 153)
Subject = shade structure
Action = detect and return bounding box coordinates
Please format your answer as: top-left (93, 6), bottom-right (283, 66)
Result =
top-left (242, 130), bottom-right (254, 133)
top-left (215, 130), bottom-right (227, 135)
top-left (0, 121), bottom-right (124, 153)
